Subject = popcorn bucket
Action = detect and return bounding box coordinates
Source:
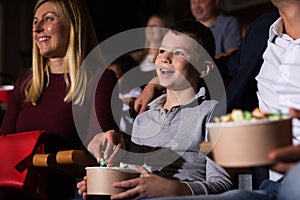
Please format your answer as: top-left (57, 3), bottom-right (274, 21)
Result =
top-left (207, 117), bottom-right (292, 167)
top-left (86, 166), bottom-right (139, 195)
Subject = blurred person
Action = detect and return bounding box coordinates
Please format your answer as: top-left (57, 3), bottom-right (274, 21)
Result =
top-left (130, 14), bottom-right (171, 72)
top-left (107, 54), bottom-right (139, 136)
top-left (190, 0), bottom-right (241, 58)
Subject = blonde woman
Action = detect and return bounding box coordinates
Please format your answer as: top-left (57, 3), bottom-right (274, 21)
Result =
top-left (0, 0), bottom-right (119, 199)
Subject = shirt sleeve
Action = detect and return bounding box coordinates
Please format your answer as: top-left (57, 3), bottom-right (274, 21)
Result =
top-left (223, 16), bottom-right (241, 52)
top-left (183, 156), bottom-right (233, 195)
top-left (85, 69), bottom-right (122, 143)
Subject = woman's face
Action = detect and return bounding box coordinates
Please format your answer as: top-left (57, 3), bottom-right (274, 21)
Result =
top-left (145, 16), bottom-right (167, 44)
top-left (155, 31), bottom-right (200, 91)
top-left (190, 0), bottom-right (218, 22)
top-left (32, 2), bottom-right (70, 58)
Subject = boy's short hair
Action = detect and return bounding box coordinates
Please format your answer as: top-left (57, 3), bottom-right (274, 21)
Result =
top-left (169, 19), bottom-right (216, 58)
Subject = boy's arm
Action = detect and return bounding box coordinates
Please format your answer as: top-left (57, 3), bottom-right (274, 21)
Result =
top-left (184, 156), bottom-right (233, 195)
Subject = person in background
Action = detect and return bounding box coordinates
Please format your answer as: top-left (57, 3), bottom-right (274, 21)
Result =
top-left (112, 14), bottom-right (172, 126)
top-left (133, 10), bottom-right (279, 117)
top-left (77, 19), bottom-right (232, 200)
top-left (0, 0), bottom-right (119, 199)
top-left (130, 14), bottom-right (171, 72)
top-left (190, 0), bottom-right (241, 58)
top-left (107, 54), bottom-right (139, 136)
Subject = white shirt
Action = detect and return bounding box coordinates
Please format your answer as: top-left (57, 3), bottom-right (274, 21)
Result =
top-left (119, 87), bottom-right (141, 134)
top-left (256, 17), bottom-right (300, 180)
top-left (139, 54), bottom-right (156, 72)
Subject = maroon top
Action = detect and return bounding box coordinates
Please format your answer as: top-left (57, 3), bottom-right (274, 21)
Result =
top-left (0, 68), bottom-right (120, 149)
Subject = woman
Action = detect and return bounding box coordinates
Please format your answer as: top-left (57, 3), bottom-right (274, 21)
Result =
top-left (0, 0), bottom-right (118, 199)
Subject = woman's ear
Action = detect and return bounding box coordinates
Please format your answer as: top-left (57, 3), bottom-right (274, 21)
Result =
top-left (200, 61), bottom-right (214, 78)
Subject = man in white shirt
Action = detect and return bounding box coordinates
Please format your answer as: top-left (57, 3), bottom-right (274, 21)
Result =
top-left (255, 0), bottom-right (300, 182)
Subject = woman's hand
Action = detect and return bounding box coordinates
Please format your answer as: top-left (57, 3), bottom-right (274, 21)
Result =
top-left (87, 130), bottom-right (124, 166)
top-left (110, 166), bottom-right (191, 200)
top-left (268, 108), bottom-right (300, 174)
top-left (77, 176), bottom-right (87, 200)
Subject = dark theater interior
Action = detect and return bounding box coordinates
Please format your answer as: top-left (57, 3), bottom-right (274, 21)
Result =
top-left (0, 0), bottom-right (275, 82)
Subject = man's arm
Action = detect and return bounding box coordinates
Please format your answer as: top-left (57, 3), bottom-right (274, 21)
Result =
top-left (133, 77), bottom-right (165, 114)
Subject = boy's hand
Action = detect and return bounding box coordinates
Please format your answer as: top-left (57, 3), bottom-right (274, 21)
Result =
top-left (77, 176), bottom-right (87, 199)
top-left (87, 130), bottom-right (124, 166)
top-left (110, 166), bottom-right (191, 199)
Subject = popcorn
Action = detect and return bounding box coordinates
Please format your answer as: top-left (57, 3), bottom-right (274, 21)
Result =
top-left (231, 109), bottom-right (244, 122)
top-left (119, 162), bottom-right (128, 169)
top-left (214, 108), bottom-right (288, 123)
top-left (99, 158), bottom-right (128, 169)
top-left (99, 158), bottom-right (107, 167)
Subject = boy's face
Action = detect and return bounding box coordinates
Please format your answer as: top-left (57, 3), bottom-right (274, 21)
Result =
top-left (271, 0), bottom-right (300, 7)
top-left (155, 31), bottom-right (201, 91)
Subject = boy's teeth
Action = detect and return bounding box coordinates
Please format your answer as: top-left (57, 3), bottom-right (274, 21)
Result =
top-left (161, 69), bottom-right (172, 73)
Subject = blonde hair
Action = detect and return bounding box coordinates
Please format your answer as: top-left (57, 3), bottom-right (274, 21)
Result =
top-left (27, 0), bottom-right (98, 105)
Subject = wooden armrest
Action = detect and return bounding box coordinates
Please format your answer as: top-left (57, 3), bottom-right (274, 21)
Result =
top-left (33, 153), bottom-right (56, 167)
top-left (33, 151), bottom-right (96, 177)
top-left (122, 97), bottom-right (136, 106)
top-left (200, 142), bottom-right (212, 155)
top-left (56, 150), bottom-right (97, 166)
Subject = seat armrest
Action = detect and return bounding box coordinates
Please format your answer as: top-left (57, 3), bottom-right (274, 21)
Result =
top-left (56, 150), bottom-right (97, 166)
top-left (33, 154), bottom-right (56, 167)
top-left (199, 142), bottom-right (212, 155)
top-left (33, 151), bottom-right (97, 177)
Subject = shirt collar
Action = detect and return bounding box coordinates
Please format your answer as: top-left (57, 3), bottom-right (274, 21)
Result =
top-left (147, 87), bottom-right (207, 109)
top-left (270, 17), bottom-right (284, 39)
top-left (270, 17), bottom-right (300, 44)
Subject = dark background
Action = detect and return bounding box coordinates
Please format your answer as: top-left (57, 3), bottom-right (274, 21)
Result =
top-left (0, 0), bottom-right (276, 84)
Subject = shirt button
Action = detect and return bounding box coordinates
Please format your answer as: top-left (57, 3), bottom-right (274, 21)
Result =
top-left (280, 95), bottom-right (286, 102)
top-left (281, 72), bottom-right (288, 77)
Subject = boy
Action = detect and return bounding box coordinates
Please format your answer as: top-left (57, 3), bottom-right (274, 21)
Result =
top-left (78, 19), bottom-right (232, 199)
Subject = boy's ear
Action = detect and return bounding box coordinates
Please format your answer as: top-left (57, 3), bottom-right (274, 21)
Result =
top-left (200, 61), bottom-right (214, 78)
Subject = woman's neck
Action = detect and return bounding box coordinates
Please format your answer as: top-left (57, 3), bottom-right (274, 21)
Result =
top-left (49, 57), bottom-right (66, 74)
